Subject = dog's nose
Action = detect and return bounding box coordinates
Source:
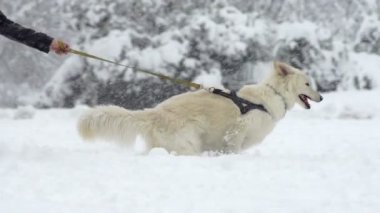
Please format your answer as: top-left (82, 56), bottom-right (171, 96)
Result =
top-left (319, 95), bottom-right (323, 102)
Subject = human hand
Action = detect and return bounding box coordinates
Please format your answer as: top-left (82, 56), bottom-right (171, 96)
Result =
top-left (50, 39), bottom-right (70, 55)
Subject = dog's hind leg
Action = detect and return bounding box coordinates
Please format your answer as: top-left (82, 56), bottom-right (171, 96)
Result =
top-left (177, 138), bottom-right (202, 155)
top-left (169, 127), bottom-right (203, 155)
top-left (222, 122), bottom-right (247, 153)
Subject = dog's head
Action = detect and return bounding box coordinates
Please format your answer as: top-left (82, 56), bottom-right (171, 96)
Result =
top-left (270, 61), bottom-right (323, 109)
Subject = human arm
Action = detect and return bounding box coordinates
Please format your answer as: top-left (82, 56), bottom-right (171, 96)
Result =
top-left (0, 11), bottom-right (69, 54)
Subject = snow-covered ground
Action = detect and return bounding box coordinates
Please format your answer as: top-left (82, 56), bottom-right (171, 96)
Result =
top-left (0, 91), bottom-right (379, 213)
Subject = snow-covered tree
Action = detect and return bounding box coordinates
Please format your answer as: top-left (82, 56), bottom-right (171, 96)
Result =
top-left (1, 0), bottom-right (380, 108)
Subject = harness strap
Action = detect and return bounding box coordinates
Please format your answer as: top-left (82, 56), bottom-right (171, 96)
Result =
top-left (265, 84), bottom-right (288, 111)
top-left (211, 88), bottom-right (268, 115)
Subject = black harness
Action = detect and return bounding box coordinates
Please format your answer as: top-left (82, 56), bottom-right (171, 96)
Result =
top-left (211, 88), bottom-right (268, 115)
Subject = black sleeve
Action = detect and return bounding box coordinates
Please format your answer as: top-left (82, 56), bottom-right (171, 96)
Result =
top-left (0, 11), bottom-right (53, 53)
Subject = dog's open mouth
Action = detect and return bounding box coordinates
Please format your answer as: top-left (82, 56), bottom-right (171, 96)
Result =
top-left (299, 94), bottom-right (311, 109)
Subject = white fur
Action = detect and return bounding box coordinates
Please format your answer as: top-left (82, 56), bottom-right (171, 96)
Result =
top-left (77, 62), bottom-right (322, 155)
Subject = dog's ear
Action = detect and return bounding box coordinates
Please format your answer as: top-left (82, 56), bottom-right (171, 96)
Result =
top-left (274, 61), bottom-right (293, 76)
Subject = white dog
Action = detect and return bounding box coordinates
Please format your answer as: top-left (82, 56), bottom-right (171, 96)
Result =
top-left (78, 62), bottom-right (323, 155)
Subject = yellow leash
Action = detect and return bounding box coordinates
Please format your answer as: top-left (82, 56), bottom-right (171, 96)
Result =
top-left (68, 48), bottom-right (203, 90)
top-left (60, 44), bottom-right (268, 115)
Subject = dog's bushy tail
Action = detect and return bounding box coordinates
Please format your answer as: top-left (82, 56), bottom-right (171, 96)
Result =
top-left (77, 105), bottom-right (150, 144)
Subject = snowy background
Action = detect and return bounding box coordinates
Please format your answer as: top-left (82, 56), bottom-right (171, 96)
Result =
top-left (1, 0), bottom-right (380, 107)
top-left (1, 0), bottom-right (380, 212)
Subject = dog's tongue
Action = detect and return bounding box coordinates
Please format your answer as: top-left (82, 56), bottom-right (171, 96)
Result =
top-left (301, 94), bottom-right (310, 108)
top-left (305, 98), bottom-right (310, 108)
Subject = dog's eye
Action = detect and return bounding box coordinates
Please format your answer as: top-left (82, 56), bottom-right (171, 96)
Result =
top-left (305, 83), bottom-right (310, 86)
